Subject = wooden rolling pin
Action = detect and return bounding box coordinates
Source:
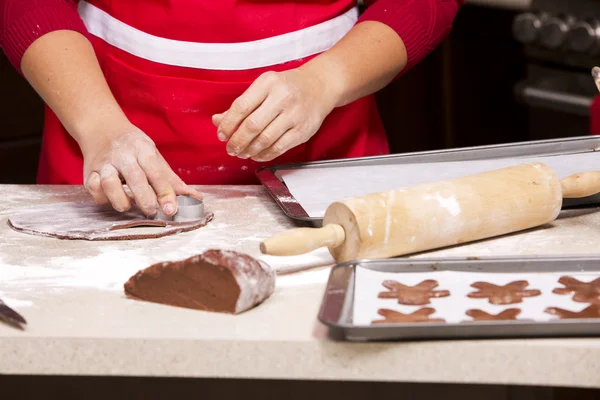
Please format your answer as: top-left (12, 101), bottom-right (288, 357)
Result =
top-left (260, 163), bottom-right (600, 263)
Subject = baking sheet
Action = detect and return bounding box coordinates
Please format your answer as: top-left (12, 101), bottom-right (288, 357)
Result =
top-left (279, 152), bottom-right (600, 219)
top-left (256, 136), bottom-right (600, 223)
top-left (318, 256), bottom-right (600, 341)
top-left (353, 268), bottom-right (597, 325)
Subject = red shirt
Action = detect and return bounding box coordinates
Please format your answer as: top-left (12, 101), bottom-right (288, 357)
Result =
top-left (1, 0), bottom-right (464, 185)
top-left (2, 0), bottom-right (464, 73)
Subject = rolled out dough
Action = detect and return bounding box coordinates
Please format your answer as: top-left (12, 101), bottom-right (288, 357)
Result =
top-left (7, 202), bottom-right (213, 240)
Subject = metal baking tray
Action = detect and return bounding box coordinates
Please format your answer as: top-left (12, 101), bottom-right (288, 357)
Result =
top-left (317, 256), bottom-right (600, 341)
top-left (256, 136), bottom-right (600, 225)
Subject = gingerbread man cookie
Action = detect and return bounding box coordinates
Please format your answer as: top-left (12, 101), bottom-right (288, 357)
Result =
top-left (545, 304), bottom-right (600, 319)
top-left (466, 308), bottom-right (524, 321)
top-left (371, 308), bottom-right (445, 324)
top-left (467, 280), bottom-right (541, 305)
top-left (552, 276), bottom-right (600, 304)
top-left (378, 279), bottom-right (450, 305)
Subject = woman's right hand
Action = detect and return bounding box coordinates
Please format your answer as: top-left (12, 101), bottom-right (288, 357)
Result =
top-left (18, 31), bottom-right (200, 217)
top-left (82, 125), bottom-right (202, 217)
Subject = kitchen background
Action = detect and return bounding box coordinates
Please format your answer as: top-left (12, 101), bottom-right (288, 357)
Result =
top-left (1, 0), bottom-right (599, 184)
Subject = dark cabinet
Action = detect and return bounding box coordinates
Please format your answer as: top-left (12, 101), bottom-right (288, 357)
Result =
top-left (376, 5), bottom-right (530, 154)
top-left (0, 49), bottom-right (43, 183)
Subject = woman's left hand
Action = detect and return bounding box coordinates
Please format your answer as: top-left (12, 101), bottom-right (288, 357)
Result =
top-left (212, 67), bottom-right (340, 162)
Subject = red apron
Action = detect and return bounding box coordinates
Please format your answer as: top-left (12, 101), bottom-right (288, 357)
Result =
top-left (591, 95), bottom-right (600, 135)
top-left (38, 0), bottom-right (390, 185)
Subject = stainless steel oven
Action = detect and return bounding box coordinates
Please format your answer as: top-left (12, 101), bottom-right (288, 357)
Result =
top-left (512, 0), bottom-right (600, 139)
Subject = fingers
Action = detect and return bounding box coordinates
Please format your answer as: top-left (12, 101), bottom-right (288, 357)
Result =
top-left (242, 114), bottom-right (294, 158)
top-left (252, 128), bottom-right (299, 162)
top-left (118, 159), bottom-right (159, 217)
top-left (212, 113), bottom-right (224, 128)
top-left (85, 171), bottom-right (109, 205)
top-left (218, 70), bottom-right (325, 161)
top-left (172, 177), bottom-right (204, 200)
top-left (84, 129), bottom-right (197, 217)
top-left (218, 74), bottom-right (273, 149)
top-left (227, 96), bottom-right (284, 158)
top-left (98, 164), bottom-right (132, 212)
top-left (138, 152), bottom-right (178, 216)
top-left (157, 154), bottom-right (203, 200)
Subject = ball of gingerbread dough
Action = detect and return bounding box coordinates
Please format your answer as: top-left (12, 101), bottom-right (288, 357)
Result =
top-left (124, 249), bottom-right (276, 314)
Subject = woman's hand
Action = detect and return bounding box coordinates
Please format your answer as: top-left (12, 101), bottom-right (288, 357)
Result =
top-left (82, 125), bottom-right (202, 217)
top-left (213, 21), bottom-right (408, 163)
top-left (19, 31), bottom-right (201, 216)
top-left (212, 67), bottom-right (341, 162)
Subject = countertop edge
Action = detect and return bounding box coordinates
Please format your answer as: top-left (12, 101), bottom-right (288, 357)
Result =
top-left (2, 337), bottom-right (599, 388)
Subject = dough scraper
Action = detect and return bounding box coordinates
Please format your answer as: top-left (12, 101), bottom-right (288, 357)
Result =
top-left (154, 195), bottom-right (205, 222)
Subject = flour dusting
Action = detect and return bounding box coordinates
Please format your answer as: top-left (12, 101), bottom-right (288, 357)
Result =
top-left (424, 192), bottom-right (461, 217)
top-left (0, 186), bottom-right (336, 307)
top-left (383, 191), bottom-right (396, 244)
top-left (0, 294), bottom-right (33, 308)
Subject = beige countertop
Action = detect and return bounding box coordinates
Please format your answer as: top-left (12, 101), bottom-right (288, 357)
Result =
top-left (1, 185), bottom-right (600, 388)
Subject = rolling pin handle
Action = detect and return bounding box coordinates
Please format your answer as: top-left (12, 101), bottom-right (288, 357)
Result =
top-left (260, 224), bottom-right (346, 256)
top-left (560, 171), bottom-right (600, 198)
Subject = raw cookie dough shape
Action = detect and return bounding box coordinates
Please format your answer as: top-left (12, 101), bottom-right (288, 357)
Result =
top-left (552, 276), bottom-right (600, 304)
top-left (377, 279), bottom-right (450, 305)
top-left (465, 308), bottom-right (524, 321)
top-left (124, 249), bottom-right (276, 314)
top-left (371, 308), bottom-right (445, 324)
top-left (545, 304), bottom-right (600, 319)
top-left (8, 202), bottom-right (213, 240)
top-left (467, 280), bottom-right (541, 305)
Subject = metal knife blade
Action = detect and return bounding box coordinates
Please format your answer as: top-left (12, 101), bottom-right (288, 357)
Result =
top-left (0, 298), bottom-right (27, 329)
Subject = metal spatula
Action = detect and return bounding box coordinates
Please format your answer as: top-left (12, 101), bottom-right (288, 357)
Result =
top-left (0, 298), bottom-right (26, 330)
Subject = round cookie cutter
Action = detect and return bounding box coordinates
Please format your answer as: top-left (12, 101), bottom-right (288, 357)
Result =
top-left (154, 195), bottom-right (204, 222)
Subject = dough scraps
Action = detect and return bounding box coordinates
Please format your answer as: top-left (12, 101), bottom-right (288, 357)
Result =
top-left (371, 308), bottom-right (445, 324)
top-left (7, 202), bottom-right (213, 240)
top-left (467, 280), bottom-right (541, 305)
top-left (552, 276), bottom-right (600, 304)
top-left (124, 249), bottom-right (276, 314)
top-left (377, 279), bottom-right (450, 305)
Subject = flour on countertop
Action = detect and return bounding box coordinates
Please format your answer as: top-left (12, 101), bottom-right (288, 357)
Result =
top-left (0, 186), bottom-right (336, 306)
top-left (3, 186), bottom-right (599, 309)
top-left (0, 293), bottom-right (34, 308)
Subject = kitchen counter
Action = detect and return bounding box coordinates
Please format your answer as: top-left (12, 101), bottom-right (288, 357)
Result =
top-left (1, 185), bottom-right (600, 389)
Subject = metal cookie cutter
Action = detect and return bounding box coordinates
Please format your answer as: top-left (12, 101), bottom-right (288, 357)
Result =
top-left (154, 195), bottom-right (204, 222)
